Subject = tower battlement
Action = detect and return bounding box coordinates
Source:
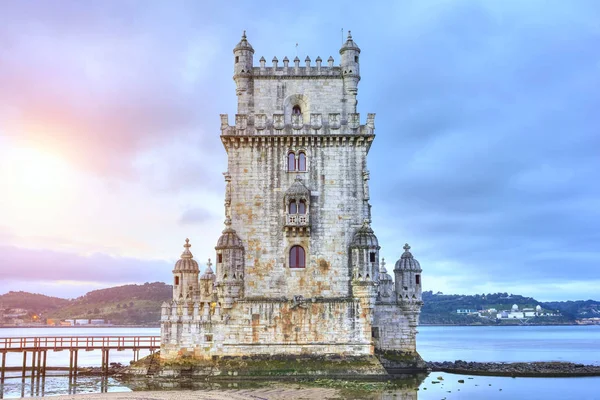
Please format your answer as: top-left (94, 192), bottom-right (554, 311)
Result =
top-left (250, 56), bottom-right (343, 78)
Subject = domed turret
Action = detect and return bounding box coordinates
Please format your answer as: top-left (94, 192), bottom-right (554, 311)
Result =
top-left (512, 304), bottom-right (519, 312)
top-left (350, 221), bottom-right (380, 283)
top-left (215, 219), bottom-right (245, 308)
top-left (394, 243), bottom-right (422, 272)
top-left (351, 222), bottom-right (379, 248)
top-left (200, 258), bottom-right (216, 302)
top-left (377, 258), bottom-right (394, 299)
top-left (233, 31), bottom-right (254, 112)
top-left (394, 243), bottom-right (423, 303)
top-left (339, 31), bottom-right (360, 99)
top-left (233, 30), bottom-right (254, 76)
top-left (172, 239), bottom-right (199, 300)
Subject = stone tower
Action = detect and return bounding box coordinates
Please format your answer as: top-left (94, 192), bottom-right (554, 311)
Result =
top-left (160, 32), bottom-right (424, 365)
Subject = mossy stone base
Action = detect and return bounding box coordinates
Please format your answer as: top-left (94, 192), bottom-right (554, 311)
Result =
top-left (127, 352), bottom-right (423, 379)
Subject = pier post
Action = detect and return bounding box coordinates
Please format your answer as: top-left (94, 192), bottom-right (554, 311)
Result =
top-left (106, 349), bottom-right (110, 373)
top-left (41, 350), bottom-right (47, 377)
top-left (22, 351), bottom-right (27, 381)
top-left (69, 350), bottom-right (74, 378)
top-left (31, 350), bottom-right (37, 379)
top-left (74, 350), bottom-right (79, 376)
top-left (1, 351), bottom-right (5, 383)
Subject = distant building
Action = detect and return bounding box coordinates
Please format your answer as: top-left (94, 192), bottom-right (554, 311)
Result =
top-left (456, 309), bottom-right (478, 315)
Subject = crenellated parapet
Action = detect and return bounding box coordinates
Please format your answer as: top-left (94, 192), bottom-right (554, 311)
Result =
top-left (253, 56), bottom-right (342, 78)
top-left (220, 113), bottom-right (375, 137)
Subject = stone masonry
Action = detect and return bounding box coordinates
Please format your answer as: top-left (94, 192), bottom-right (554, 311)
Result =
top-left (160, 32), bottom-right (424, 362)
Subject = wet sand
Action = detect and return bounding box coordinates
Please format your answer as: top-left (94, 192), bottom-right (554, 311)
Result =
top-left (50, 387), bottom-right (342, 400)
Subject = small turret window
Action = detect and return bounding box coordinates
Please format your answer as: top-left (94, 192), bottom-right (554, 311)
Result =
top-left (355, 56), bottom-right (359, 62)
top-left (288, 152), bottom-right (296, 171)
top-left (217, 254), bottom-right (223, 263)
top-left (292, 105), bottom-right (301, 115)
top-left (289, 245), bottom-right (305, 268)
top-left (289, 200), bottom-right (297, 214)
top-left (298, 152), bottom-right (306, 171)
top-left (416, 275), bottom-right (421, 285)
top-left (235, 56), bottom-right (239, 63)
top-left (174, 276), bottom-right (179, 285)
top-left (369, 252), bottom-right (376, 263)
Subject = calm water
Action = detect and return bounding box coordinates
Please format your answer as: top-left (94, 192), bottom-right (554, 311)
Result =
top-left (1, 325), bottom-right (599, 399)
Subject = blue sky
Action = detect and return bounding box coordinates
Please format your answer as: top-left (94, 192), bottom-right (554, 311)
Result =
top-left (0, 0), bottom-right (599, 301)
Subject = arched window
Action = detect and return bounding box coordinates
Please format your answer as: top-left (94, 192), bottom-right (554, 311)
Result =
top-left (298, 152), bottom-right (306, 171)
top-left (289, 200), bottom-right (297, 214)
top-left (289, 245), bottom-right (305, 268)
top-left (298, 200), bottom-right (306, 214)
top-left (292, 105), bottom-right (301, 115)
top-left (288, 152), bottom-right (296, 171)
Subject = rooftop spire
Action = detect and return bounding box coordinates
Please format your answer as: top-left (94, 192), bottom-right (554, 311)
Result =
top-left (181, 238), bottom-right (193, 259)
top-left (401, 243), bottom-right (413, 259)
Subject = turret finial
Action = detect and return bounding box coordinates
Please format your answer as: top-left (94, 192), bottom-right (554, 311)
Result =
top-left (347, 30), bottom-right (352, 39)
top-left (403, 243), bottom-right (411, 252)
top-left (207, 258), bottom-right (212, 269)
top-left (181, 238), bottom-right (193, 259)
top-left (242, 30), bottom-right (246, 39)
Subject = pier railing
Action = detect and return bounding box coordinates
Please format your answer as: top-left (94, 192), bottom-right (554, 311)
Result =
top-left (0, 335), bottom-right (161, 382)
top-left (0, 336), bottom-right (160, 352)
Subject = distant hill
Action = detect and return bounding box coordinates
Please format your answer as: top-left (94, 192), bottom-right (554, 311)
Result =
top-left (421, 291), bottom-right (600, 325)
top-left (0, 291), bottom-right (71, 314)
top-left (47, 282), bottom-right (172, 325)
top-left (0, 282), bottom-right (172, 326)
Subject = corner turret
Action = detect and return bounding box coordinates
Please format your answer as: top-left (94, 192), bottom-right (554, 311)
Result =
top-left (339, 30), bottom-right (361, 116)
top-left (172, 238), bottom-right (199, 300)
top-left (233, 31), bottom-right (254, 113)
top-left (394, 244), bottom-right (423, 303)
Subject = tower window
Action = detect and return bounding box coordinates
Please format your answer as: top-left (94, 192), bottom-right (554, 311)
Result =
top-left (235, 56), bottom-right (239, 63)
top-left (298, 152), bottom-right (306, 171)
top-left (289, 200), bottom-right (297, 214)
top-left (174, 276), bottom-right (179, 285)
top-left (298, 200), bottom-right (306, 214)
top-left (289, 245), bottom-right (305, 268)
top-left (369, 252), bottom-right (376, 263)
top-left (355, 56), bottom-right (359, 63)
top-left (416, 275), bottom-right (421, 285)
top-left (288, 152), bottom-right (296, 171)
top-left (292, 105), bottom-right (301, 115)
top-left (217, 254), bottom-right (223, 263)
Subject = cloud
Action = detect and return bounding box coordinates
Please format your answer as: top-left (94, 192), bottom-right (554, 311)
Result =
top-left (0, 245), bottom-right (172, 284)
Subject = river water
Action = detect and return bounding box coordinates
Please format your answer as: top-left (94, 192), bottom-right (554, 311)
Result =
top-left (0, 325), bottom-right (599, 399)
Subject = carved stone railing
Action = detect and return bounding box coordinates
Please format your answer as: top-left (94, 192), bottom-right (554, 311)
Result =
top-left (220, 113), bottom-right (375, 137)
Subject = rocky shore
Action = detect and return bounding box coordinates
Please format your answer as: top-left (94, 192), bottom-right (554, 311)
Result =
top-left (427, 360), bottom-right (600, 377)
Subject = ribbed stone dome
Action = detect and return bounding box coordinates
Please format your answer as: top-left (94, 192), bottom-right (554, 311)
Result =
top-left (351, 222), bottom-right (379, 248)
top-left (200, 259), bottom-right (216, 281)
top-left (233, 31), bottom-right (254, 53)
top-left (216, 224), bottom-right (244, 250)
top-left (379, 258), bottom-right (393, 282)
top-left (173, 238), bottom-right (199, 273)
top-left (394, 243), bottom-right (422, 271)
top-left (339, 31), bottom-right (360, 53)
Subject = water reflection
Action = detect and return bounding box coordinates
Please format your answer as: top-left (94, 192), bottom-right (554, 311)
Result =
top-left (3, 373), bottom-right (599, 399)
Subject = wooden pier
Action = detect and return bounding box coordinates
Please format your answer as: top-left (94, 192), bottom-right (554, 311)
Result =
top-left (0, 336), bottom-right (160, 382)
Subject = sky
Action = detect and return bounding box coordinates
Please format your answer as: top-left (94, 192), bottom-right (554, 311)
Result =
top-left (0, 0), bottom-right (599, 301)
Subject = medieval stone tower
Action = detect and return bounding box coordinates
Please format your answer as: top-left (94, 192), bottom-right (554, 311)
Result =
top-left (160, 32), bottom-right (424, 362)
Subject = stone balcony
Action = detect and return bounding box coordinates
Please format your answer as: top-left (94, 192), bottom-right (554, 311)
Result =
top-left (284, 213), bottom-right (310, 237)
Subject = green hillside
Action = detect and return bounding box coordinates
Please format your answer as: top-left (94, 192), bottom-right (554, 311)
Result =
top-left (47, 282), bottom-right (172, 325)
top-left (0, 291), bottom-right (71, 314)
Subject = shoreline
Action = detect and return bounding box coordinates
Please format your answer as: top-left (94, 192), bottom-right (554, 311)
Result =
top-left (427, 361), bottom-right (600, 377)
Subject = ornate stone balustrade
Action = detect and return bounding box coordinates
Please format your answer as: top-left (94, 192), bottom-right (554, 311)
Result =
top-left (220, 113), bottom-right (375, 137)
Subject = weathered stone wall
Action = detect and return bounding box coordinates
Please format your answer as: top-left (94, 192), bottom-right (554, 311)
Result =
top-left (161, 298), bottom-right (372, 360)
top-left (226, 141), bottom-right (370, 298)
top-left (373, 303), bottom-right (419, 353)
